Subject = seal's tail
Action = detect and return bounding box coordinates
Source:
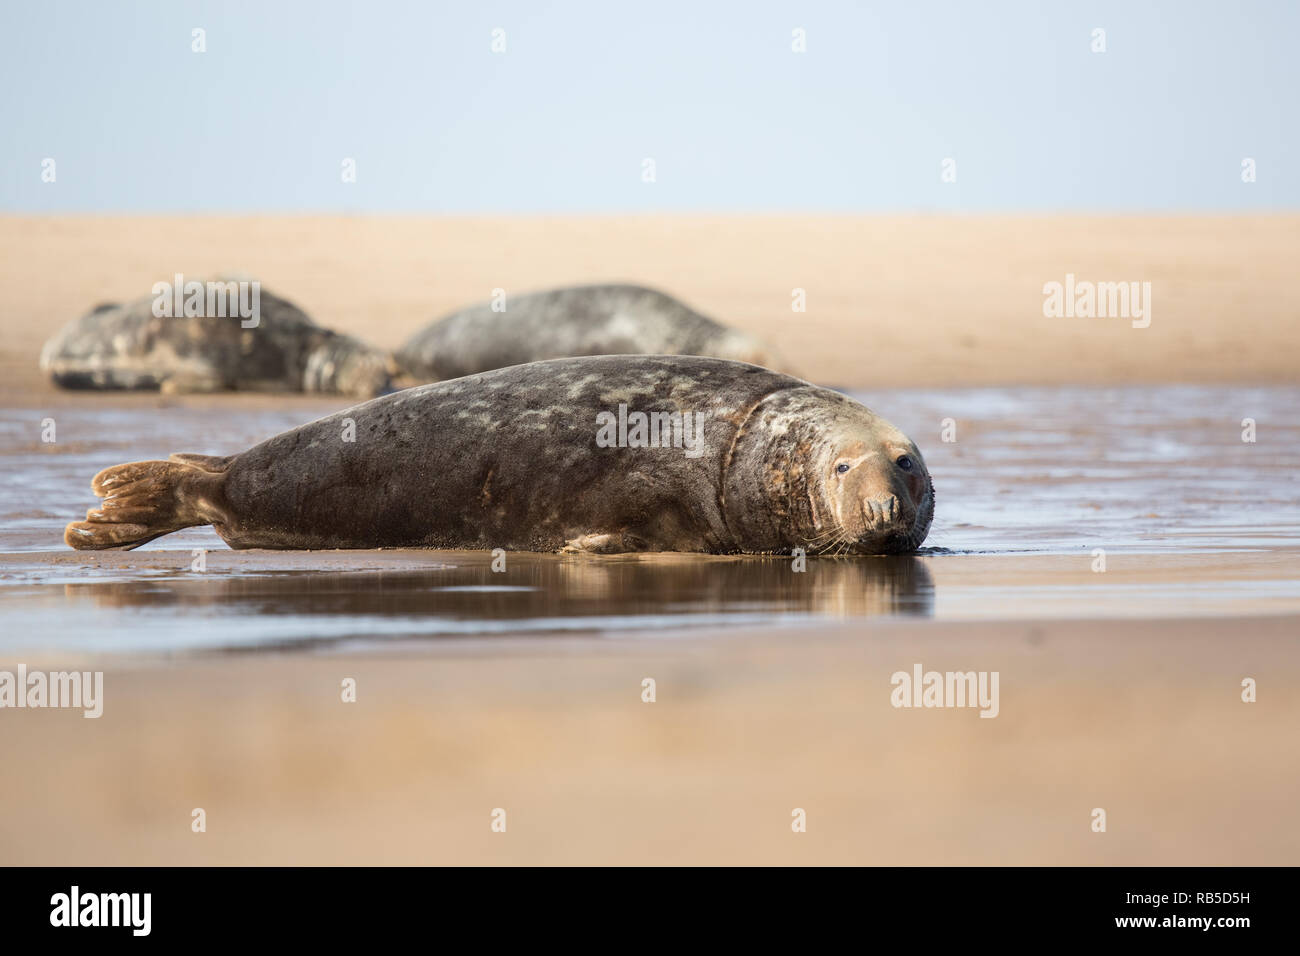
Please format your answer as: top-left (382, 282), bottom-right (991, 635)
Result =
top-left (64, 454), bottom-right (229, 550)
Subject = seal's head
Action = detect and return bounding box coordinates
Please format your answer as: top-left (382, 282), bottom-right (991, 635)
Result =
top-left (722, 386), bottom-right (934, 554)
top-left (819, 414), bottom-right (934, 554)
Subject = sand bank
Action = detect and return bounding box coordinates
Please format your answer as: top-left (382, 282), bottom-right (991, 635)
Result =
top-left (2, 214), bottom-right (1297, 404)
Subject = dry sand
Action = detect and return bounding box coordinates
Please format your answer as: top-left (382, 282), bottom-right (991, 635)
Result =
top-left (2, 214), bottom-right (1298, 403)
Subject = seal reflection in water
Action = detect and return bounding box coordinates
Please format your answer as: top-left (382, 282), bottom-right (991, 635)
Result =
top-left (66, 556), bottom-right (935, 639)
top-left (65, 356), bottom-right (934, 555)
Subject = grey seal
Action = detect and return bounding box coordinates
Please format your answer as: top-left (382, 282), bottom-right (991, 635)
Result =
top-left (65, 355), bottom-right (933, 555)
top-left (40, 279), bottom-right (391, 397)
top-left (396, 283), bottom-right (789, 381)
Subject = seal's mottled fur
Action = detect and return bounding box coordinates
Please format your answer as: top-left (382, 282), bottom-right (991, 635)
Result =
top-left (41, 282), bottom-right (390, 397)
top-left (65, 356), bottom-right (933, 554)
top-left (397, 284), bottom-right (789, 381)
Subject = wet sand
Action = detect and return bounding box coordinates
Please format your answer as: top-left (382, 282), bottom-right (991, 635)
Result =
top-left (2, 616), bottom-right (1297, 865)
top-left (3, 548), bottom-right (1299, 655)
top-left (2, 215), bottom-right (1298, 865)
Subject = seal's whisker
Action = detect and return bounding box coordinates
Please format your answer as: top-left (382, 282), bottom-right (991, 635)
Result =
top-left (830, 531), bottom-right (852, 557)
top-left (807, 524), bottom-right (850, 554)
top-left (806, 526), bottom-right (843, 547)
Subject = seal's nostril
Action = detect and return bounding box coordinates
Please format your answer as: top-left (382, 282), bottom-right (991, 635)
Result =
top-left (861, 494), bottom-right (906, 527)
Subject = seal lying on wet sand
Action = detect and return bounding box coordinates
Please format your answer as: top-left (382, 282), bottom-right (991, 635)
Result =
top-left (40, 280), bottom-right (391, 397)
top-left (396, 283), bottom-right (790, 381)
top-left (65, 355), bottom-right (933, 554)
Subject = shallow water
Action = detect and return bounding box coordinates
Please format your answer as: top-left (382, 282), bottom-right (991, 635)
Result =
top-left (0, 552), bottom-right (936, 653)
top-left (2, 384), bottom-right (1297, 653)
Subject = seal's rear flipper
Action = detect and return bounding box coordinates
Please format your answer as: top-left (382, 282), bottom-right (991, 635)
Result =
top-left (65, 459), bottom-right (220, 550)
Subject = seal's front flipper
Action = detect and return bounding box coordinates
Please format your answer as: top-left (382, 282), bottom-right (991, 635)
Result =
top-left (65, 459), bottom-right (221, 550)
top-left (561, 531), bottom-right (649, 554)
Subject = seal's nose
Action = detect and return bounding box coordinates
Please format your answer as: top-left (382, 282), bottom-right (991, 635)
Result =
top-left (862, 494), bottom-right (912, 530)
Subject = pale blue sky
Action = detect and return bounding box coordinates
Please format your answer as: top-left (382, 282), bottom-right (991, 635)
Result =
top-left (1, 0), bottom-right (1294, 212)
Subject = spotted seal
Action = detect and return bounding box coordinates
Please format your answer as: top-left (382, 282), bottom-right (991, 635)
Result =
top-left (396, 283), bottom-right (790, 381)
top-left (65, 355), bottom-right (933, 554)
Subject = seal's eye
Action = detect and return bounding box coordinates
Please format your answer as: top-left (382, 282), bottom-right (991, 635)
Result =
top-left (835, 462), bottom-right (851, 475)
top-left (896, 455), bottom-right (915, 472)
